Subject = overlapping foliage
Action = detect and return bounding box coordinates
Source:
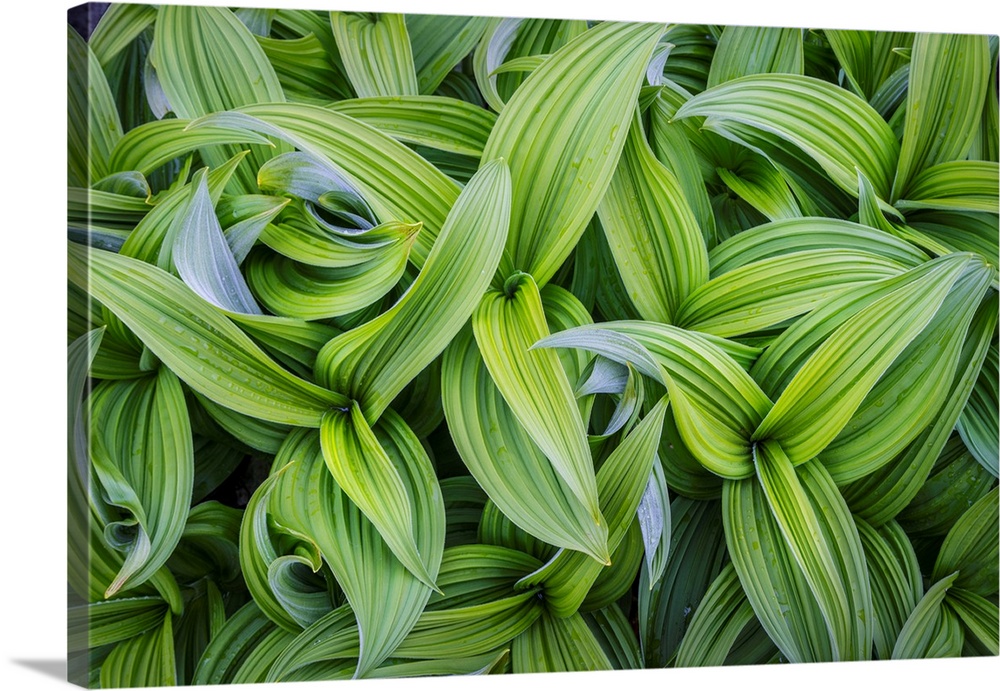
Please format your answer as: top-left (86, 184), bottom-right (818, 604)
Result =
top-left (69, 5), bottom-right (999, 687)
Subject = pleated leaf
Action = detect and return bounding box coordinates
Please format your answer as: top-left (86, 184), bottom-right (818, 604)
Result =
top-left (329, 13), bottom-right (418, 98)
top-left (68, 243), bottom-right (346, 426)
top-left (88, 367), bottom-right (194, 597)
top-left (958, 341), bottom-right (999, 476)
top-left (271, 428), bottom-right (443, 678)
top-left (151, 5), bottom-right (287, 191)
top-left (330, 96), bottom-right (496, 157)
top-left (675, 562), bottom-right (757, 667)
top-left (752, 253), bottom-right (971, 463)
top-left (895, 160), bottom-right (1000, 214)
top-left (481, 20), bottom-right (664, 286)
top-left (407, 14), bottom-right (491, 94)
top-left (512, 611), bottom-right (613, 673)
top-left (947, 588), bottom-right (1000, 656)
top-left (597, 110), bottom-right (709, 323)
top-left (315, 158), bottom-right (510, 421)
top-left (707, 26), bottom-right (804, 88)
top-left (100, 611), bottom-right (175, 688)
top-left (933, 487), bottom-right (999, 597)
top-left (674, 74), bottom-right (900, 199)
top-left (474, 272), bottom-right (602, 528)
top-left (441, 326), bottom-right (609, 563)
top-left (892, 33), bottom-right (991, 200)
top-left (892, 573), bottom-right (964, 659)
top-left (320, 404), bottom-right (444, 591)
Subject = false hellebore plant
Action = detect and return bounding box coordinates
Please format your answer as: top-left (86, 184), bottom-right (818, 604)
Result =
top-left (68, 4), bottom-right (999, 688)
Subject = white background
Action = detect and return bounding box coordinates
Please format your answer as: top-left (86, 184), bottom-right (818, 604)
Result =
top-left (2, 0), bottom-right (998, 689)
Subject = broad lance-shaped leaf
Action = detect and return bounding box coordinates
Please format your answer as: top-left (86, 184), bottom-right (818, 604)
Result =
top-left (68, 243), bottom-right (346, 426)
top-left (824, 29), bottom-right (912, 102)
top-left (724, 472), bottom-right (838, 663)
top-left (512, 398), bottom-right (669, 617)
top-left (707, 26), bottom-right (803, 88)
top-left (892, 573), bottom-right (964, 659)
top-left (932, 486), bottom-right (999, 597)
top-left (895, 160), bottom-right (1000, 214)
top-left (67, 26), bottom-right (122, 186)
top-left (108, 119), bottom-right (273, 176)
top-left (752, 253), bottom-right (972, 464)
top-left (855, 518), bottom-right (922, 660)
top-left (716, 154), bottom-right (804, 222)
top-left (675, 249), bottom-right (907, 338)
top-left (100, 610), bottom-right (175, 688)
top-left (819, 262), bottom-right (993, 483)
top-left (947, 588), bottom-right (1000, 656)
top-left (88, 366), bottom-right (193, 598)
top-left (537, 322), bottom-right (772, 479)
top-left (270, 428), bottom-right (444, 678)
top-left (89, 2), bottom-right (157, 67)
top-left (674, 74), bottom-right (900, 199)
top-left (481, 20), bottom-right (664, 286)
top-left (753, 443), bottom-right (873, 661)
top-left (407, 14), bottom-right (490, 94)
top-left (891, 33), bottom-right (991, 201)
top-left (512, 611), bottom-right (613, 673)
top-left (69, 597), bottom-right (169, 652)
top-left (958, 341), bottom-right (998, 477)
top-left (189, 105), bottom-right (459, 267)
top-left (638, 497), bottom-right (728, 666)
top-left (151, 5), bottom-right (287, 192)
top-left (173, 171), bottom-right (263, 315)
top-left (842, 297), bottom-right (997, 525)
top-left (441, 326), bottom-right (609, 563)
top-left (674, 562), bottom-right (756, 667)
top-left (321, 404), bottom-right (443, 591)
top-left (315, 158), bottom-right (510, 422)
top-left (330, 96), bottom-right (496, 158)
top-left (708, 216), bottom-right (929, 276)
top-left (474, 272), bottom-right (602, 527)
top-left (597, 110), bottom-right (709, 323)
top-left (330, 13), bottom-right (418, 98)
top-left (244, 239), bottom-right (414, 320)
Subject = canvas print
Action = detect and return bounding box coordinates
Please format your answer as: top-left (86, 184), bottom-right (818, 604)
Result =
top-left (67, 2), bottom-right (999, 688)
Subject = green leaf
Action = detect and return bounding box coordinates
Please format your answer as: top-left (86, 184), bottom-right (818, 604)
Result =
top-left (752, 253), bottom-right (972, 463)
top-left (947, 588), bottom-right (1000, 656)
top-left (753, 445), bottom-right (872, 661)
top-left (676, 249), bottom-right (907, 338)
top-left (824, 29), bottom-right (912, 101)
top-left (315, 158), bottom-right (510, 421)
top-left (958, 341), bottom-right (999, 476)
top-left (441, 325), bottom-right (609, 562)
top-left (933, 486), bottom-right (999, 597)
top-left (481, 20), bottom-right (664, 286)
top-left (88, 367), bottom-right (194, 598)
top-left (707, 26), bottom-right (803, 88)
top-left (330, 96), bottom-right (496, 157)
top-left (716, 154), bottom-right (804, 222)
top-left (892, 573), bottom-right (964, 659)
top-left (474, 272), bottom-right (603, 529)
top-left (69, 597), bottom-right (168, 652)
top-left (271, 428), bottom-right (443, 678)
top-left (512, 611), bottom-right (613, 673)
top-left (892, 33), bottom-right (991, 200)
top-left (675, 563), bottom-right (757, 667)
top-left (68, 25), bottom-right (123, 186)
top-left (100, 611), bottom-right (175, 688)
top-left (895, 160), bottom-right (1000, 214)
top-left (637, 457), bottom-right (672, 587)
top-left (583, 604), bottom-right (642, 670)
top-left (512, 398), bottom-right (669, 616)
top-left (638, 497), bottom-right (727, 666)
top-left (537, 322), bottom-right (772, 478)
top-left (329, 13), bottom-right (418, 98)
top-left (320, 405), bottom-right (444, 591)
top-left (856, 518), bottom-right (923, 660)
top-left (674, 74), bottom-right (900, 199)
top-left (89, 3), bottom-right (158, 67)
top-left (152, 5), bottom-right (287, 191)
top-left (69, 243), bottom-right (346, 426)
top-left (192, 601), bottom-right (296, 686)
top-left (407, 14), bottom-right (490, 94)
top-left (597, 110), bottom-right (709, 323)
